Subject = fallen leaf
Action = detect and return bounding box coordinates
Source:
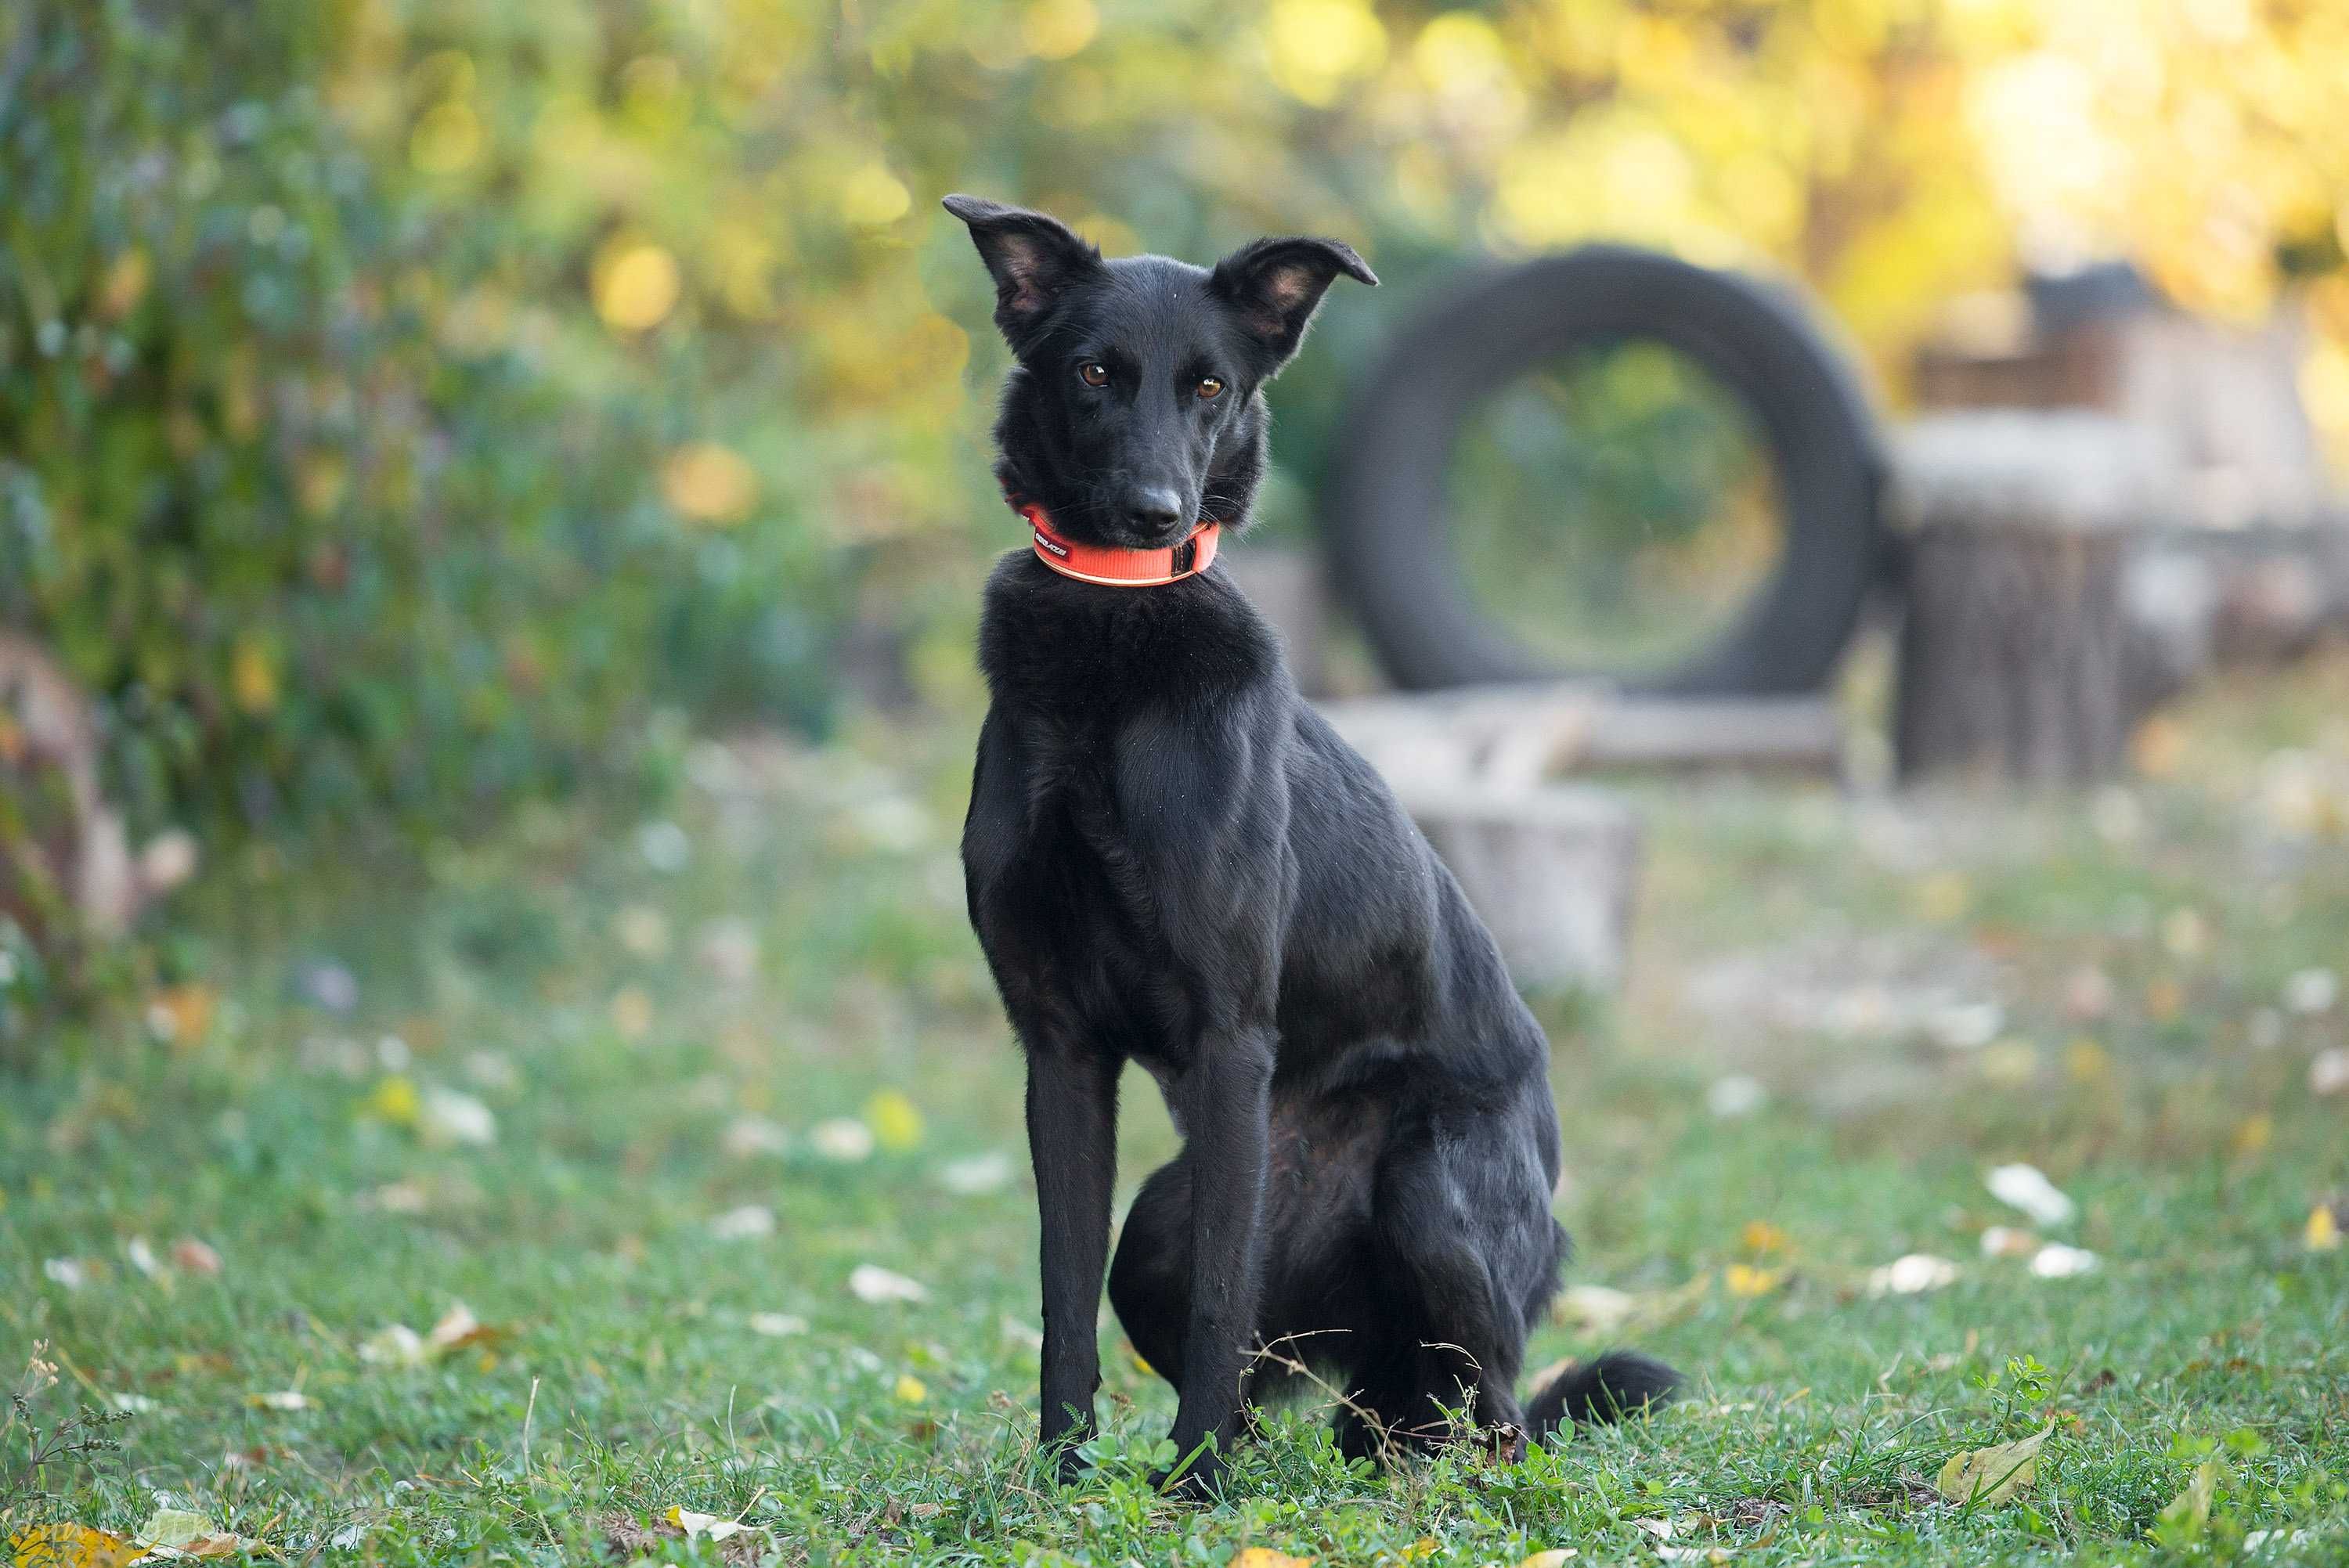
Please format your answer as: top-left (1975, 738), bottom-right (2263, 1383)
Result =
top-left (168, 1238), bottom-right (222, 1276)
top-left (863, 1089), bottom-right (925, 1151)
top-left (146, 983), bottom-right (216, 1049)
top-left (359, 1324), bottom-right (427, 1367)
top-left (2232, 1114), bottom-right (2274, 1157)
top-left (849, 1263), bottom-right (926, 1303)
top-left (2063, 1037), bottom-right (2112, 1083)
top-left (2028, 1243), bottom-right (2099, 1278)
top-left (2311, 1048), bottom-right (2349, 1097)
top-left (810, 1117), bottom-right (875, 1162)
top-left (246, 1390), bottom-right (312, 1411)
top-left (1556, 1283), bottom-right (1637, 1334)
top-left (720, 1115), bottom-right (790, 1159)
top-left (363, 1075), bottom-right (421, 1126)
top-left (1517, 1553), bottom-right (1577, 1568)
top-left (710, 1205), bottom-right (775, 1241)
top-left (1936, 1423), bottom-right (2051, 1506)
top-left (9, 1522), bottom-right (139, 1568)
top-left (1705, 1075), bottom-right (1766, 1118)
top-left (2284, 967), bottom-right (2339, 1015)
top-left (2160, 1457), bottom-right (2220, 1534)
top-left (936, 1151), bottom-right (1015, 1195)
top-left (1867, 1254), bottom-right (1959, 1296)
top-left (1986, 1163), bottom-right (2077, 1227)
top-left (1979, 1226), bottom-right (2038, 1258)
top-left (418, 1086), bottom-right (496, 1148)
top-left (1229, 1550), bottom-right (1315, 1568)
top-left (2308, 1205), bottom-right (2341, 1253)
top-left (665, 1506), bottom-right (760, 1545)
top-left (134, 1508), bottom-right (243, 1557)
top-left (427, 1301), bottom-right (496, 1353)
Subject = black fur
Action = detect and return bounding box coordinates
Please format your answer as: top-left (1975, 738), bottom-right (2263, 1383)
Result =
top-left (947, 196), bottom-right (1679, 1493)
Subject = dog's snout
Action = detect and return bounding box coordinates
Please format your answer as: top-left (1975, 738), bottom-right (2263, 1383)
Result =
top-left (1124, 487), bottom-right (1184, 532)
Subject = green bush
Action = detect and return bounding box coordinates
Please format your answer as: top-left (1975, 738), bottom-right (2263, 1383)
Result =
top-left (0, 2), bottom-right (845, 850)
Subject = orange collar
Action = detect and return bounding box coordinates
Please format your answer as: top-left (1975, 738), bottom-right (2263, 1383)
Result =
top-left (1005, 492), bottom-right (1220, 586)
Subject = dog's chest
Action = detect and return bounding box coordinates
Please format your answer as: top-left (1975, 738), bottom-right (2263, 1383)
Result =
top-left (965, 708), bottom-right (1198, 1057)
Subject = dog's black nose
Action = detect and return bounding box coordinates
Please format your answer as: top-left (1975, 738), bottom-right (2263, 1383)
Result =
top-left (1124, 488), bottom-right (1184, 532)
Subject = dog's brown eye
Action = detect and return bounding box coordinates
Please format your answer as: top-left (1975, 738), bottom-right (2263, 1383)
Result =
top-left (1078, 361), bottom-right (1109, 387)
top-left (1196, 376), bottom-right (1224, 400)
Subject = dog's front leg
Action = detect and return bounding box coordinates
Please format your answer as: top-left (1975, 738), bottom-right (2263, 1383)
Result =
top-left (1026, 1042), bottom-right (1119, 1481)
top-left (1162, 1027), bottom-right (1275, 1493)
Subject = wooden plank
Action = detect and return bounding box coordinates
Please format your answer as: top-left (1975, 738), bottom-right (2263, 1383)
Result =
top-left (1316, 687), bottom-right (1843, 778)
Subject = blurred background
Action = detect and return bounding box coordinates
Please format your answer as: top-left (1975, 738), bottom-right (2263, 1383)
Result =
top-left (9, 9), bottom-right (2349, 1552)
top-left (4, 0), bottom-right (2349, 1000)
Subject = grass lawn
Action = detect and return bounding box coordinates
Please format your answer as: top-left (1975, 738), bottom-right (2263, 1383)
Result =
top-left (7, 659), bottom-right (2349, 1566)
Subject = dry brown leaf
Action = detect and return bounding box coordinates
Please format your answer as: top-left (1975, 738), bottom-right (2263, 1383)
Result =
top-left (1936, 1423), bottom-right (2051, 1506)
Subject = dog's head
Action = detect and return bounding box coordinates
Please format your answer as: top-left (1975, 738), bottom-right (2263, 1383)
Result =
top-left (944, 195), bottom-right (1376, 549)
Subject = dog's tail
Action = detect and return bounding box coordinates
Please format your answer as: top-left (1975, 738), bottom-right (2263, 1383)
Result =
top-left (1523, 1350), bottom-right (1681, 1438)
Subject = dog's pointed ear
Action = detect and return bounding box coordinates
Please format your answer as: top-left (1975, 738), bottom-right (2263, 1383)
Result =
top-left (1209, 236), bottom-right (1378, 369)
top-left (942, 195), bottom-right (1102, 348)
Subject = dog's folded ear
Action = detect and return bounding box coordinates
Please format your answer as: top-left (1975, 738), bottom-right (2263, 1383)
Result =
top-left (1209, 236), bottom-right (1378, 370)
top-left (942, 195), bottom-right (1103, 349)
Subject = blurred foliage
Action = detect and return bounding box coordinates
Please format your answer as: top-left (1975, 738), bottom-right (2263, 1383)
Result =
top-left (5, 0), bottom-right (2349, 858)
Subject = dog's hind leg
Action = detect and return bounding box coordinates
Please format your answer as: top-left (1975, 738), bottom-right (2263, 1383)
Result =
top-left (1367, 1116), bottom-right (1551, 1454)
top-left (1107, 1156), bottom-right (1193, 1390)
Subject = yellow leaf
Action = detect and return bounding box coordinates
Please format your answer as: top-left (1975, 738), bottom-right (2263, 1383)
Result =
top-left (1517, 1552), bottom-right (1577, 1568)
top-left (893, 1372), bottom-right (927, 1403)
top-left (2063, 1038), bottom-right (2111, 1084)
top-left (1231, 1551), bottom-right (1316, 1568)
top-left (2161, 1458), bottom-right (2219, 1532)
top-left (2308, 1205), bottom-right (2341, 1253)
top-left (2231, 1115), bottom-right (2273, 1157)
top-left (1723, 1263), bottom-right (1784, 1298)
top-left (665, 1507), bottom-right (754, 1544)
top-left (864, 1088), bottom-right (926, 1152)
top-left (146, 983), bottom-right (216, 1049)
top-left (9, 1523), bottom-right (139, 1568)
top-left (1935, 1423), bottom-right (2051, 1506)
top-left (364, 1075), bottom-right (420, 1126)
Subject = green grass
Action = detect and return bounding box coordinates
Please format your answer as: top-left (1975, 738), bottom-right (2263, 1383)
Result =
top-left (8, 663), bottom-right (2349, 1566)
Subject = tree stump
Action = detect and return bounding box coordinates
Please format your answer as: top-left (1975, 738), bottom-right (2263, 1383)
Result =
top-left (1406, 786), bottom-right (1641, 993)
top-left (0, 630), bottom-right (138, 946)
top-left (1889, 413), bottom-right (2170, 786)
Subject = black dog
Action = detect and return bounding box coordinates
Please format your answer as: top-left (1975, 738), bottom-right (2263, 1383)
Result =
top-left (947, 195), bottom-right (1678, 1492)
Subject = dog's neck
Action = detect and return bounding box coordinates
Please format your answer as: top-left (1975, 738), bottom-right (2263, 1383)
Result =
top-left (1002, 484), bottom-right (1221, 587)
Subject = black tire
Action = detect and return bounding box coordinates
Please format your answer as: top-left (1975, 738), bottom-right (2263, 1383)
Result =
top-left (1321, 246), bottom-right (1885, 694)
